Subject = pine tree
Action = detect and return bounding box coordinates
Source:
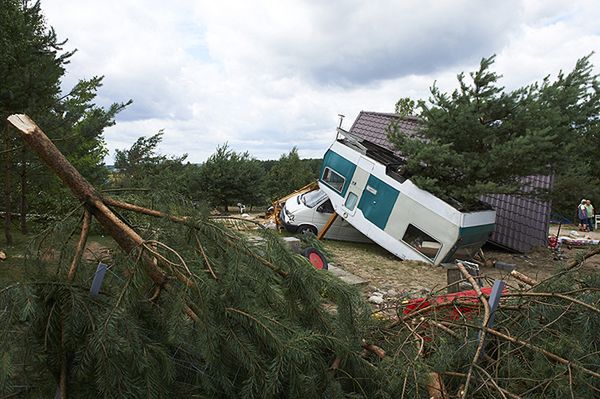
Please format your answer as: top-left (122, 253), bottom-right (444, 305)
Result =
top-left (389, 55), bottom-right (600, 210)
top-left (197, 143), bottom-right (264, 211)
top-left (1, 1), bottom-right (130, 238)
top-left (263, 147), bottom-right (315, 201)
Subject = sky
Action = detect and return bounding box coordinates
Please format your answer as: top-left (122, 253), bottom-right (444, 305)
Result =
top-left (41, 0), bottom-right (600, 163)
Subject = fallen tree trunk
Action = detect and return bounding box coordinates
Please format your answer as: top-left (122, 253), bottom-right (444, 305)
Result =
top-left (3, 122), bottom-right (13, 245)
top-left (8, 114), bottom-right (167, 285)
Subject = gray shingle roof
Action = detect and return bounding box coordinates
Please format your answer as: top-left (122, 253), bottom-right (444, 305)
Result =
top-left (348, 111), bottom-right (552, 253)
top-left (348, 111), bottom-right (422, 151)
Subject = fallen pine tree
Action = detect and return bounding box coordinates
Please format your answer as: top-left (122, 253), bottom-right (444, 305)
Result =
top-left (0, 114), bottom-right (598, 398)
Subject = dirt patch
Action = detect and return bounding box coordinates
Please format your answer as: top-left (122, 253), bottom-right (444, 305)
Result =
top-left (211, 215), bottom-right (600, 295)
top-left (321, 229), bottom-right (600, 296)
top-left (323, 241), bottom-right (446, 293)
top-left (83, 241), bottom-right (113, 263)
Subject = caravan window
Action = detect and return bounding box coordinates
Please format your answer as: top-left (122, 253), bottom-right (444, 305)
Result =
top-left (344, 192), bottom-right (358, 211)
top-left (322, 167), bottom-right (345, 193)
top-left (402, 224), bottom-right (441, 260)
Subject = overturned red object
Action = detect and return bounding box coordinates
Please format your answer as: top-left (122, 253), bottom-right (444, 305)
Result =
top-left (402, 287), bottom-right (493, 320)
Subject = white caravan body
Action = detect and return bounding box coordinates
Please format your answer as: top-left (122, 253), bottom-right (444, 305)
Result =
top-left (318, 130), bottom-right (496, 265)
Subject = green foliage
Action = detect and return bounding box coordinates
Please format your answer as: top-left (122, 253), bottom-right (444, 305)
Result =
top-left (110, 139), bottom-right (322, 209)
top-left (394, 97), bottom-right (415, 117)
top-left (262, 147), bottom-right (318, 201)
top-left (552, 169), bottom-right (600, 220)
top-left (1, 1), bottom-right (130, 234)
top-left (383, 267), bottom-right (600, 398)
top-left (0, 198), bottom-right (381, 398)
top-left (113, 130), bottom-right (194, 196)
top-left (29, 77), bottom-right (131, 215)
top-left (390, 54), bottom-right (600, 210)
top-left (1, 193), bottom-right (599, 398)
top-left (0, 0), bottom-right (71, 115)
top-left (197, 143), bottom-right (265, 210)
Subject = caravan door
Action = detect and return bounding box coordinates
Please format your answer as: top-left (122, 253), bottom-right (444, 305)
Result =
top-left (341, 157), bottom-right (373, 216)
top-left (357, 174), bottom-right (399, 230)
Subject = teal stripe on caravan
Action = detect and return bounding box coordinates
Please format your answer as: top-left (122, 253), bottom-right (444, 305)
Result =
top-left (357, 175), bottom-right (399, 230)
top-left (320, 150), bottom-right (357, 197)
top-left (458, 224), bottom-right (496, 244)
top-left (442, 223), bottom-right (496, 263)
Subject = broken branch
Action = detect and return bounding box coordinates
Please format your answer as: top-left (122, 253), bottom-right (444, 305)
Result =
top-left (456, 262), bottom-right (490, 399)
top-left (67, 209), bottom-right (91, 283)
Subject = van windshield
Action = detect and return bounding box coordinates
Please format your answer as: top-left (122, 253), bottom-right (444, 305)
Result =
top-left (302, 189), bottom-right (328, 208)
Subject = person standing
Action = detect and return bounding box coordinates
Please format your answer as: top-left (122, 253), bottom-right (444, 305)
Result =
top-left (578, 199), bottom-right (588, 231)
top-left (585, 199), bottom-right (595, 231)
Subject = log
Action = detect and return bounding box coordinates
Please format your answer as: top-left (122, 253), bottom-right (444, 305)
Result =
top-left (510, 270), bottom-right (538, 286)
top-left (427, 372), bottom-right (448, 399)
top-left (3, 122), bottom-right (13, 245)
top-left (67, 210), bottom-right (91, 283)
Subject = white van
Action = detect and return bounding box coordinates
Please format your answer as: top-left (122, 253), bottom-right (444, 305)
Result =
top-left (279, 188), bottom-right (371, 243)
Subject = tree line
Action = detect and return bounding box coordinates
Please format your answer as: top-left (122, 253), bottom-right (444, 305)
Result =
top-left (0, 0), bottom-right (320, 245)
top-left (112, 136), bottom-right (321, 211)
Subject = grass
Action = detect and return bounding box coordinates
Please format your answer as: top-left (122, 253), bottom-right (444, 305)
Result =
top-left (0, 224), bottom-right (117, 284)
top-left (0, 229), bottom-right (33, 283)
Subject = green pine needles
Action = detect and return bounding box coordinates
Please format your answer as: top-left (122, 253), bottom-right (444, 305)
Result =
top-left (0, 195), bottom-right (377, 398)
top-left (1, 193), bottom-right (599, 398)
top-left (389, 54), bottom-right (600, 211)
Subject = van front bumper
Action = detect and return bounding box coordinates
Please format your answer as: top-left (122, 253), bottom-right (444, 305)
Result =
top-left (279, 208), bottom-right (299, 233)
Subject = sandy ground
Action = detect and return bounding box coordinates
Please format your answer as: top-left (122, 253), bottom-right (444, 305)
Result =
top-left (321, 224), bottom-right (600, 296)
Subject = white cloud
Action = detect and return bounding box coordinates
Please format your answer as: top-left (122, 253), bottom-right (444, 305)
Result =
top-left (41, 0), bottom-right (600, 163)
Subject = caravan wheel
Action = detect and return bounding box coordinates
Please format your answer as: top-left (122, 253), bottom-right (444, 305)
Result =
top-left (302, 247), bottom-right (328, 270)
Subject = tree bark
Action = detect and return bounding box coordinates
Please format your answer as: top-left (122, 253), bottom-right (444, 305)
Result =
top-left (67, 210), bottom-right (91, 283)
top-left (19, 147), bottom-right (28, 234)
top-left (3, 122), bottom-right (13, 245)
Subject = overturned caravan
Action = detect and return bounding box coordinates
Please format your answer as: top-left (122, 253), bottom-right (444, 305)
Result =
top-left (318, 129), bottom-right (496, 265)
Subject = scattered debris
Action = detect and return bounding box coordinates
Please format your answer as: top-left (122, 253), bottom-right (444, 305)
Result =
top-left (558, 236), bottom-right (600, 247)
top-left (368, 292), bottom-right (384, 304)
top-left (327, 263), bottom-right (368, 286)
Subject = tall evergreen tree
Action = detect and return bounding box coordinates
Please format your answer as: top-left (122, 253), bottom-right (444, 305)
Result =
top-left (1, 0), bottom-right (70, 243)
top-left (0, 1), bottom-right (130, 239)
top-left (113, 130), bottom-right (194, 196)
top-left (389, 55), bottom-right (600, 210)
top-left (197, 143), bottom-right (264, 210)
top-left (263, 147), bottom-right (315, 201)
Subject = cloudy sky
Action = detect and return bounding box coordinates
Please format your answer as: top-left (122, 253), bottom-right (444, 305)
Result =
top-left (42, 0), bottom-right (600, 163)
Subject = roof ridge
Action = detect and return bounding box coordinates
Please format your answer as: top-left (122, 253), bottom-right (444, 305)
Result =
top-left (360, 111), bottom-right (422, 122)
